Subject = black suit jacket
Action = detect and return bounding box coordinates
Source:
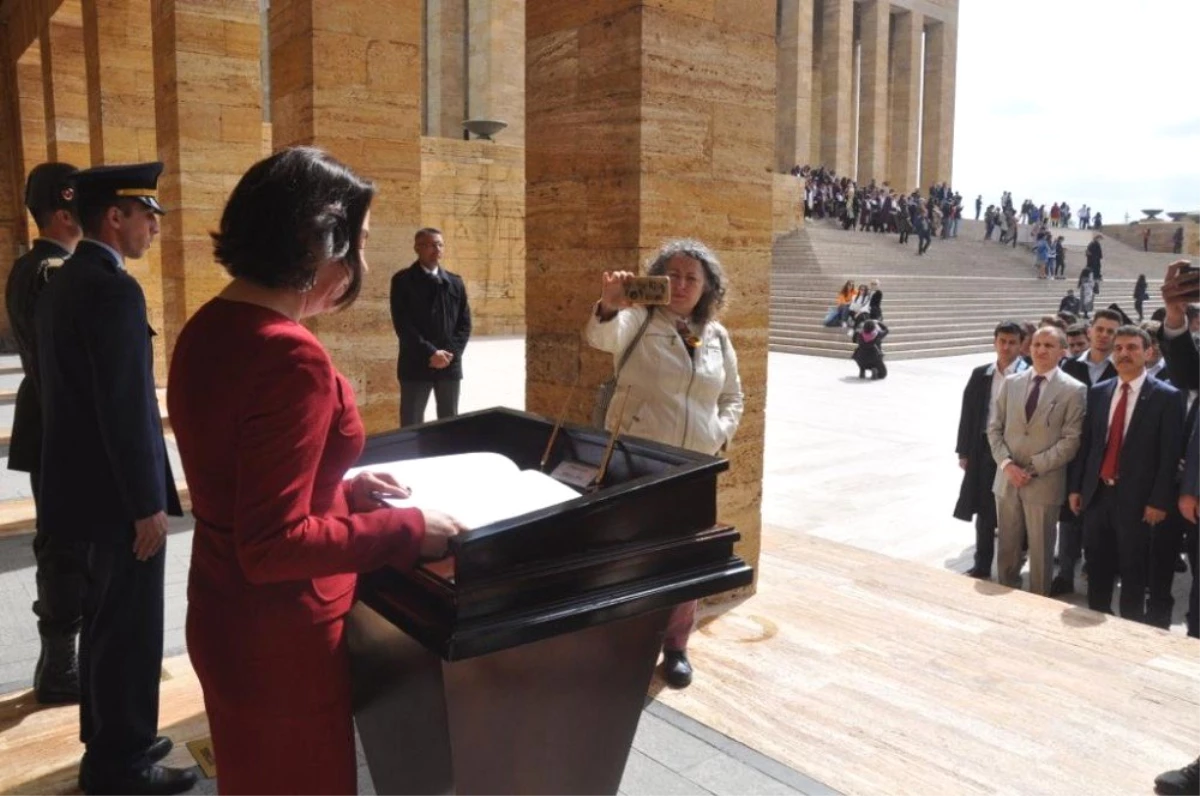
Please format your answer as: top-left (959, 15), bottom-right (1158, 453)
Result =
top-left (1068, 375), bottom-right (1185, 519)
top-left (1061, 352), bottom-right (1117, 388)
top-left (389, 262), bottom-right (472, 381)
top-left (35, 241), bottom-right (181, 542)
top-left (868, 290), bottom-right (883, 320)
top-left (4, 238), bottom-right (69, 473)
top-left (954, 362), bottom-right (1018, 520)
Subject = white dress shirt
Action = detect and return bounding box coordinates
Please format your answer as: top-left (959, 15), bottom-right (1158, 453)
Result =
top-left (1106, 371), bottom-right (1146, 440)
top-left (988, 359), bottom-right (1022, 427)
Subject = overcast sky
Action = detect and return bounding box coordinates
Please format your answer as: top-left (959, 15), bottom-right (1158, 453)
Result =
top-left (953, 0), bottom-right (1199, 221)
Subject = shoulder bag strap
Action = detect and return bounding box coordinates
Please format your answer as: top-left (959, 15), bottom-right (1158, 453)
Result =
top-left (614, 308), bottom-right (654, 379)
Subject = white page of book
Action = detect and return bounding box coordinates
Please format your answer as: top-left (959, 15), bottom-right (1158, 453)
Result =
top-left (345, 452), bottom-right (581, 530)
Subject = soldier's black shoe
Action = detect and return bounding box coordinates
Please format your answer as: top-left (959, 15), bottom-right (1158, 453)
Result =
top-left (965, 567), bottom-right (991, 579)
top-left (662, 650), bottom-right (693, 689)
top-left (147, 737), bottom-right (173, 764)
top-left (83, 765), bottom-right (196, 796)
top-left (1049, 577), bottom-right (1074, 597)
top-left (1154, 757), bottom-right (1200, 795)
top-left (34, 632), bottom-right (80, 704)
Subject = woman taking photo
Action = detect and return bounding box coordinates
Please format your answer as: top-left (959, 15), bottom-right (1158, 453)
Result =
top-left (584, 239), bottom-right (744, 689)
top-left (168, 147), bottom-right (464, 795)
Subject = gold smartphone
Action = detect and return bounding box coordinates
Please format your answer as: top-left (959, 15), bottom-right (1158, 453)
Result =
top-left (623, 275), bottom-right (671, 305)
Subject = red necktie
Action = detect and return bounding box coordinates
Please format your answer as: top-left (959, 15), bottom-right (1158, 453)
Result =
top-left (1099, 383), bottom-right (1131, 482)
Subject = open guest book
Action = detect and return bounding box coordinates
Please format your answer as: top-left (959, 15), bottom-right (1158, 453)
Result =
top-left (345, 451), bottom-right (581, 531)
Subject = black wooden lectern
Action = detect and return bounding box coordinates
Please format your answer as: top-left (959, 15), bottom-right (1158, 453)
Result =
top-left (347, 408), bottom-right (752, 795)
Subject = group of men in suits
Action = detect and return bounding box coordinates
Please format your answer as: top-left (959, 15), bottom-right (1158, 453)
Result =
top-left (6, 161), bottom-right (194, 794)
top-left (956, 263), bottom-right (1199, 636)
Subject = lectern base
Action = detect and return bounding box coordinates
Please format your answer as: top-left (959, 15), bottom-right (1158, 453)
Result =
top-left (347, 602), bottom-right (670, 795)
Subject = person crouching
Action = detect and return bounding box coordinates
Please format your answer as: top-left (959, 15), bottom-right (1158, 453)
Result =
top-left (853, 320), bottom-right (889, 379)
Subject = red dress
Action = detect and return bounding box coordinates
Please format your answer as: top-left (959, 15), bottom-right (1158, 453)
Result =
top-left (168, 298), bottom-right (426, 795)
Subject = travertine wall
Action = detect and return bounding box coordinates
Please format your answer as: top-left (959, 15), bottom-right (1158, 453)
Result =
top-left (467, 0), bottom-right (524, 146)
top-left (773, 173), bottom-right (805, 239)
top-left (420, 137), bottom-right (525, 336)
top-left (83, 0), bottom-right (165, 379)
top-left (44, 1), bottom-right (90, 168)
top-left (425, 0), bottom-right (466, 139)
top-left (526, 0), bottom-right (774, 583)
top-left (153, 0), bottom-right (262, 371)
top-left (271, 0), bottom-right (422, 433)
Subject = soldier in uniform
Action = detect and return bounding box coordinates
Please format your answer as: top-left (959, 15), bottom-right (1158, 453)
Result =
top-left (35, 162), bottom-right (195, 795)
top-left (4, 162), bottom-right (85, 704)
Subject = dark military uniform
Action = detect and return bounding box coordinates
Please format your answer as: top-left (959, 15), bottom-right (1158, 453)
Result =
top-left (6, 162), bottom-right (87, 704)
top-left (6, 237), bottom-right (86, 642)
top-left (36, 162), bottom-right (188, 792)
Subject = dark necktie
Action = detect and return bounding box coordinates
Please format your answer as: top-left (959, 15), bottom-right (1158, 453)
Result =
top-left (1024, 375), bottom-right (1045, 422)
top-left (1099, 383), bottom-right (1131, 482)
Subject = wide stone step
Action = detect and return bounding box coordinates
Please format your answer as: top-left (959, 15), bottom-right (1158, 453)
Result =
top-left (770, 341), bottom-right (996, 360)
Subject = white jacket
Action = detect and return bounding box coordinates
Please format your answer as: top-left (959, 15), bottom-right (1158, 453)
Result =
top-left (584, 306), bottom-right (744, 456)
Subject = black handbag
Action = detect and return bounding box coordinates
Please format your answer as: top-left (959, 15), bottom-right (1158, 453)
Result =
top-left (591, 308), bottom-right (654, 429)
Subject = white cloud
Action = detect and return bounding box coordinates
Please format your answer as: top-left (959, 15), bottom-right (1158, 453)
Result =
top-left (953, 0), bottom-right (1200, 220)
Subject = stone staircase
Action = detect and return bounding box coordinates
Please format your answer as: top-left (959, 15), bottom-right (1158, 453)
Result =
top-left (770, 218), bottom-right (1181, 360)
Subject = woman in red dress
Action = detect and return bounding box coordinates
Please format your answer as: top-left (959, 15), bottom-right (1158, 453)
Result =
top-left (167, 147), bottom-right (464, 795)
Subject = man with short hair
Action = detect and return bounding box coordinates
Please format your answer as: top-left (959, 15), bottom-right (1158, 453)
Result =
top-left (1062, 308), bottom-right (1120, 388)
top-left (5, 162), bottom-right (85, 704)
top-left (1065, 323), bottom-right (1089, 357)
top-left (390, 228), bottom-right (473, 427)
top-left (1069, 325), bottom-right (1184, 624)
top-left (37, 162), bottom-right (193, 794)
top-left (955, 322), bottom-right (1028, 578)
top-left (988, 326), bottom-right (1086, 594)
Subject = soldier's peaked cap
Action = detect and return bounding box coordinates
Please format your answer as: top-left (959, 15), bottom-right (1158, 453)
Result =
top-left (73, 162), bottom-right (166, 215)
top-left (24, 162), bottom-right (80, 216)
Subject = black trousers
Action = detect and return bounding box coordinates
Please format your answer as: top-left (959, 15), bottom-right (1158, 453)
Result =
top-left (79, 540), bottom-right (165, 779)
top-left (399, 379), bottom-right (461, 427)
top-left (1084, 485), bottom-right (1152, 623)
top-left (1146, 514), bottom-right (1185, 629)
top-left (1185, 520), bottom-right (1199, 638)
top-left (30, 469), bottom-right (85, 637)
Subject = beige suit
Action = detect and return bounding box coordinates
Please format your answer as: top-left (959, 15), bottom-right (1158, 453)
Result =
top-left (987, 367), bottom-right (1086, 594)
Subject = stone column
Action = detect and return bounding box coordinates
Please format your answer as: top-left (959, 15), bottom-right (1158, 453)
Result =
top-left (921, 20), bottom-right (956, 188)
top-left (82, 0), bottom-right (166, 380)
top-left (856, 0), bottom-right (888, 185)
top-left (887, 9), bottom-right (920, 192)
top-left (43, 0), bottom-right (91, 167)
top-left (466, 0), bottom-right (525, 146)
top-left (818, 0), bottom-right (853, 175)
top-left (775, 0), bottom-right (813, 173)
top-left (152, 0), bottom-right (262, 366)
top-left (425, 0), bottom-right (466, 138)
top-left (15, 46), bottom-right (48, 246)
top-left (271, 0), bottom-right (421, 433)
top-left (526, 0), bottom-right (774, 581)
top-left (809, 1), bottom-right (822, 166)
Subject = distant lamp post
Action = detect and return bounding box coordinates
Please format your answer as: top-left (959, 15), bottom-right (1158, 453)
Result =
top-left (463, 119), bottom-right (508, 141)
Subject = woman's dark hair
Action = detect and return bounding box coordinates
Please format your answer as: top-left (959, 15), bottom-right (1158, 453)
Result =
top-left (212, 147), bottom-right (375, 308)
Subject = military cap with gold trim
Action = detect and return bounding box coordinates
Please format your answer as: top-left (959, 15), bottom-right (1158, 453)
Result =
top-left (73, 161), bottom-right (166, 215)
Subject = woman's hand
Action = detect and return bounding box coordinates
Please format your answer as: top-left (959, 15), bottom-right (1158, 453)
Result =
top-left (419, 509), bottom-right (467, 559)
top-left (347, 471), bottom-right (412, 513)
top-left (599, 271), bottom-right (636, 316)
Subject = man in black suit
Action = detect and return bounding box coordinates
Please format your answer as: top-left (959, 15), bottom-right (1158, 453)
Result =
top-left (4, 162), bottom-right (85, 703)
top-left (36, 163), bottom-right (193, 795)
top-left (1068, 325), bottom-right (1185, 624)
top-left (389, 227), bottom-right (473, 427)
top-left (1052, 309), bottom-right (1121, 593)
top-left (955, 322), bottom-right (1026, 578)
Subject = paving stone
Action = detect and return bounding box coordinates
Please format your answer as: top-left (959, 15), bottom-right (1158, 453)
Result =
top-left (619, 749), bottom-right (714, 796)
top-left (681, 753), bottom-right (803, 796)
top-left (632, 710), bottom-right (722, 773)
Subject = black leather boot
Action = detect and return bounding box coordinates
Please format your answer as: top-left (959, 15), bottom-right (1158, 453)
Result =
top-left (35, 631), bottom-right (81, 705)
